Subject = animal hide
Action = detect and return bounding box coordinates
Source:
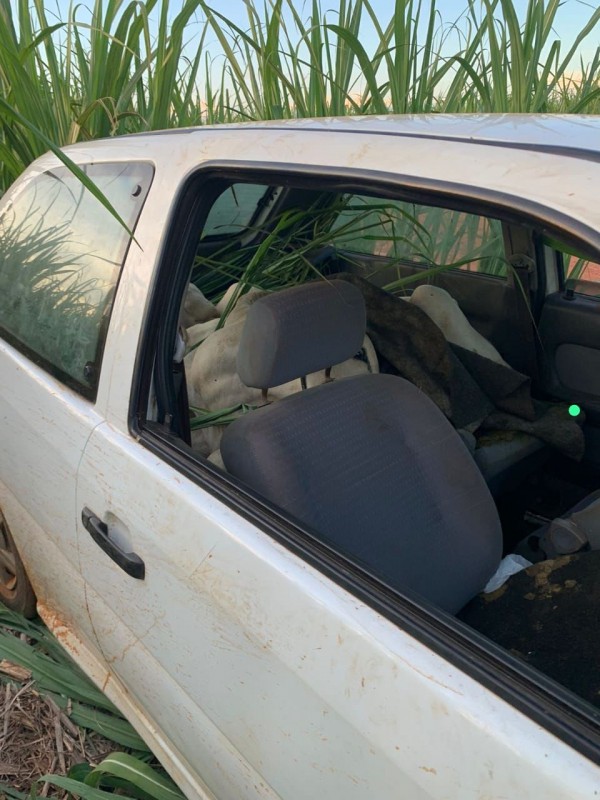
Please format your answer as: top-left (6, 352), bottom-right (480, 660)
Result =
top-left (333, 273), bottom-right (584, 459)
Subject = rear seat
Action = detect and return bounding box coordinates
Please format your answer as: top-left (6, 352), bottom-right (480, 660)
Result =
top-left (474, 432), bottom-right (549, 495)
top-left (459, 429), bottom-right (548, 495)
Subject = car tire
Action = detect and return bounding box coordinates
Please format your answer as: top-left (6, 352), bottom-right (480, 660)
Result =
top-left (0, 509), bottom-right (37, 618)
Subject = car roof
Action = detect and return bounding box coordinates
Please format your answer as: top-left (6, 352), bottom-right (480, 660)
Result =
top-left (121, 113), bottom-right (600, 160)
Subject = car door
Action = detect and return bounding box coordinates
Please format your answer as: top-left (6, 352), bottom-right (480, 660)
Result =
top-left (74, 171), bottom-right (599, 800)
top-left (76, 420), bottom-right (600, 800)
top-left (538, 245), bottom-right (600, 463)
top-left (0, 159), bottom-right (151, 655)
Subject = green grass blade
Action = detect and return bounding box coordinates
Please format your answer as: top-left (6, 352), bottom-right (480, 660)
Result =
top-left (48, 692), bottom-right (149, 750)
top-left (325, 23), bottom-right (386, 113)
top-left (33, 774), bottom-right (135, 800)
top-left (0, 784), bottom-right (28, 799)
top-left (85, 753), bottom-right (185, 800)
top-left (0, 627), bottom-right (117, 711)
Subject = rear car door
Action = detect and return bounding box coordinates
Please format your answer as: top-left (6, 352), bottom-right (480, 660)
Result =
top-left (538, 246), bottom-right (600, 463)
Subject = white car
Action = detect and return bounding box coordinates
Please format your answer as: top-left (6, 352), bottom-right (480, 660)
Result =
top-left (0, 115), bottom-right (599, 799)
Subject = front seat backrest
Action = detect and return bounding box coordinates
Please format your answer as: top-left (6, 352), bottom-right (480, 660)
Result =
top-left (221, 281), bottom-right (502, 613)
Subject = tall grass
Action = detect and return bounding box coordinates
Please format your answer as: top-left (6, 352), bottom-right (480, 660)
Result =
top-left (446, 0), bottom-right (600, 112)
top-left (0, 0), bottom-right (598, 191)
top-left (0, 605), bottom-right (187, 798)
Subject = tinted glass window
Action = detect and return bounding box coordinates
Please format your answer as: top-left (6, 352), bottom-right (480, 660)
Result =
top-left (0, 162), bottom-right (152, 396)
top-left (332, 195), bottom-right (507, 278)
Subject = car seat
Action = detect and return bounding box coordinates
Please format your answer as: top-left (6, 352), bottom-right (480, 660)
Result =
top-left (221, 280), bottom-right (503, 613)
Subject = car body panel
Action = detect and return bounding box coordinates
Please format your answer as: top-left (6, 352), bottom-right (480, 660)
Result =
top-left (76, 424), bottom-right (600, 800)
top-left (184, 113), bottom-right (600, 154)
top-left (0, 337), bottom-right (102, 651)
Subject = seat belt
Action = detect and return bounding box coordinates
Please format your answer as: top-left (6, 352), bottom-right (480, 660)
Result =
top-left (170, 327), bottom-right (192, 446)
top-left (504, 222), bottom-right (541, 385)
top-left (510, 253), bottom-right (540, 384)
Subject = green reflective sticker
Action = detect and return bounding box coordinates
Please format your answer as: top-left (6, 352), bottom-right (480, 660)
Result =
top-left (569, 404), bottom-right (581, 417)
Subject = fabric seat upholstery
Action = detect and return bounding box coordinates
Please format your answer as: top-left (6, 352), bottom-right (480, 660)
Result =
top-left (221, 281), bottom-right (503, 613)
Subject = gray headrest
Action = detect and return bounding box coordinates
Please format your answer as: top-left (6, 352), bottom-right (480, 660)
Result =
top-left (237, 280), bottom-right (366, 389)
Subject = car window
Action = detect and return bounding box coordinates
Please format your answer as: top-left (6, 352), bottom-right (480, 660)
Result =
top-left (0, 162), bottom-right (152, 397)
top-left (202, 183), bottom-right (271, 238)
top-left (562, 249), bottom-right (600, 298)
top-left (331, 194), bottom-right (507, 278)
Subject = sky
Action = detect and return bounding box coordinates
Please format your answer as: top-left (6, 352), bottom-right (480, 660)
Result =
top-left (206, 0), bottom-right (598, 40)
top-left (180, 0), bottom-right (599, 62)
top-left (45, 0), bottom-right (599, 42)
top-left (40, 0), bottom-right (600, 80)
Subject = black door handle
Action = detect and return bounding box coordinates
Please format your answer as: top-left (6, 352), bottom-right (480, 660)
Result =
top-left (81, 508), bottom-right (145, 580)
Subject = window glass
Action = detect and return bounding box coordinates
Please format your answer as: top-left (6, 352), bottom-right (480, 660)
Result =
top-left (547, 240), bottom-right (600, 298)
top-left (0, 162), bottom-right (152, 396)
top-left (564, 253), bottom-right (600, 286)
top-left (202, 183), bottom-right (270, 237)
top-left (332, 195), bottom-right (507, 277)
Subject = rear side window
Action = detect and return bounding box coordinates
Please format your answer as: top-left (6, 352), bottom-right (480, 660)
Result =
top-left (562, 249), bottom-right (600, 299)
top-left (0, 162), bottom-right (152, 397)
top-left (332, 195), bottom-right (507, 277)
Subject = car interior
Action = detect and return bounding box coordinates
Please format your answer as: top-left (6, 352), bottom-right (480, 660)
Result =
top-left (149, 175), bottom-right (600, 711)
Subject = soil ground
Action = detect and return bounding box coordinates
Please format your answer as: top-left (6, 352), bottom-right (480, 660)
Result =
top-left (0, 662), bottom-right (116, 797)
